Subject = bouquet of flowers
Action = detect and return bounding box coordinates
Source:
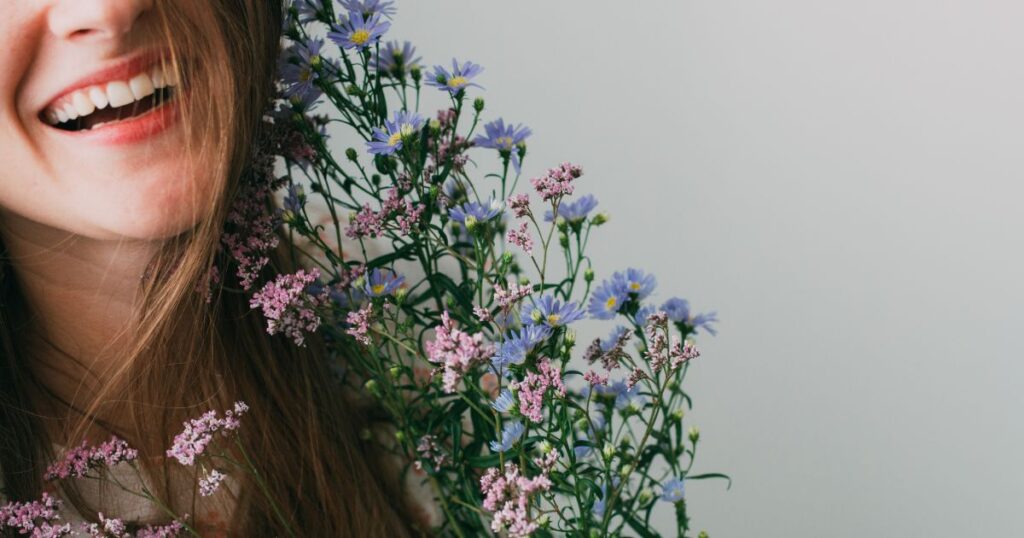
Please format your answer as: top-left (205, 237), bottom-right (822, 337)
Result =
top-left (0, 1), bottom-right (728, 536)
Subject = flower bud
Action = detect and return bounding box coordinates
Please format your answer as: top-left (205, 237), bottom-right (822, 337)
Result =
top-left (364, 379), bottom-right (381, 397)
top-left (698, 532), bottom-right (709, 538)
top-left (428, 119), bottom-right (442, 134)
top-left (591, 212), bottom-right (610, 226)
top-left (352, 276), bottom-right (366, 290)
top-left (584, 268), bottom-right (595, 282)
top-left (638, 488), bottom-right (654, 505)
top-left (389, 366), bottom-right (402, 379)
top-left (394, 430), bottom-right (406, 444)
top-left (671, 409), bottom-right (686, 422)
top-left (446, 296), bottom-right (457, 310)
top-left (281, 210), bottom-right (296, 225)
top-left (536, 514), bottom-right (550, 528)
top-left (555, 216), bottom-right (568, 232)
top-left (518, 276), bottom-right (530, 286)
top-left (564, 329), bottom-right (576, 346)
top-left (346, 147), bottom-right (359, 161)
top-left (619, 467), bottom-right (631, 480)
top-left (345, 84), bottom-right (362, 96)
top-left (394, 287), bottom-right (408, 304)
top-left (589, 529), bottom-right (601, 538)
top-left (538, 441), bottom-right (554, 455)
top-left (410, 65), bottom-right (422, 83)
top-left (667, 379), bottom-right (680, 391)
top-left (464, 215), bottom-right (479, 232)
top-left (602, 443), bottom-right (615, 461)
top-left (574, 418), bottom-right (590, 432)
top-left (310, 54), bottom-right (322, 69)
top-left (473, 97), bottom-right (485, 113)
top-left (559, 232), bottom-right (569, 248)
top-left (290, 111), bottom-right (304, 124)
top-left (688, 426), bottom-right (700, 444)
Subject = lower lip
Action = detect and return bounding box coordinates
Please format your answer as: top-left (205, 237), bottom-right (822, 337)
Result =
top-left (51, 97), bottom-right (180, 145)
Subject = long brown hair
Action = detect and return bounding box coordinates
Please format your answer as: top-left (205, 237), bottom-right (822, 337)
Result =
top-left (0, 1), bottom-right (416, 535)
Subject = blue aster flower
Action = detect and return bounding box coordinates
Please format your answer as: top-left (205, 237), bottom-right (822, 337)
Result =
top-left (328, 10), bottom-right (390, 51)
top-left (425, 58), bottom-right (484, 95)
top-left (661, 297), bottom-right (691, 323)
top-left (339, 0), bottom-right (396, 19)
top-left (615, 268), bottom-right (657, 300)
top-left (283, 184), bottom-right (304, 213)
top-left (600, 325), bottom-right (630, 353)
top-left (491, 388), bottom-right (515, 413)
top-left (690, 311), bottom-right (719, 336)
top-left (291, 0), bottom-right (326, 23)
top-left (374, 40), bottom-right (421, 79)
top-left (491, 325), bottom-right (550, 371)
top-left (489, 420), bottom-right (525, 453)
top-left (472, 118), bottom-right (532, 174)
top-left (279, 38), bottom-right (325, 100)
top-left (588, 279), bottom-right (627, 320)
top-left (633, 304), bottom-right (656, 325)
top-left (366, 110), bottom-right (424, 155)
top-left (592, 477), bottom-right (621, 518)
top-left (614, 382), bottom-right (646, 411)
top-left (545, 194), bottom-right (599, 224)
top-left (660, 477), bottom-right (685, 503)
top-left (521, 294), bottom-right (585, 329)
top-left (448, 197), bottom-right (502, 225)
top-left (364, 268), bottom-right (404, 297)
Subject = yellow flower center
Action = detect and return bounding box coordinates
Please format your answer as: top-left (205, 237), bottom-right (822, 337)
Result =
top-left (547, 314), bottom-right (561, 326)
top-left (351, 29), bottom-right (371, 45)
top-left (448, 76), bottom-right (468, 88)
top-left (605, 297), bottom-right (618, 310)
top-left (630, 282), bottom-right (641, 291)
top-left (496, 136), bottom-right (513, 149)
top-left (299, 68), bottom-right (313, 83)
top-left (388, 133), bottom-right (402, 147)
top-left (372, 284), bottom-right (387, 295)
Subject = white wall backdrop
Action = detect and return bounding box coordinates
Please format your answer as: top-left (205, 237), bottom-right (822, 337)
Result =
top-left (377, 1), bottom-right (1024, 535)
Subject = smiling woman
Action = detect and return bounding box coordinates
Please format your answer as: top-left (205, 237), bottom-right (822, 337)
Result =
top-left (0, 1), bottom-right (417, 536)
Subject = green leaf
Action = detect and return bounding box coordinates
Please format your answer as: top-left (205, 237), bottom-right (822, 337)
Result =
top-left (686, 472), bottom-right (733, 490)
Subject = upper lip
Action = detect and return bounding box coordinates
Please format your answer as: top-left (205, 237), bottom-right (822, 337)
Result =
top-left (39, 49), bottom-right (169, 114)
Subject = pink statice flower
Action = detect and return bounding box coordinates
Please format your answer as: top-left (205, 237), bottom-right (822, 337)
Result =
top-left (250, 268), bottom-right (328, 347)
top-left (530, 161), bottom-right (582, 202)
top-left (584, 370), bottom-right (609, 387)
top-left (479, 458), bottom-right (554, 538)
top-left (506, 222), bottom-right (533, 255)
top-left (414, 434), bottom-right (449, 472)
top-left (0, 492), bottom-right (72, 536)
top-left (425, 311), bottom-right (495, 393)
top-left (507, 193), bottom-right (531, 218)
top-left (199, 469), bottom-right (227, 497)
top-left (346, 187), bottom-right (425, 239)
top-left (45, 436), bottom-right (139, 481)
top-left (493, 281), bottom-right (532, 310)
top-left (473, 305), bottom-right (493, 322)
top-left (670, 340), bottom-right (700, 370)
top-left (166, 402), bottom-right (249, 466)
top-left (509, 357), bottom-right (565, 423)
top-left (345, 302), bottom-right (373, 345)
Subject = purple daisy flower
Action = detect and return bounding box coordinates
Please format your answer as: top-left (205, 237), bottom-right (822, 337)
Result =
top-left (491, 388), bottom-right (515, 413)
top-left (279, 38), bottom-right (325, 100)
top-left (425, 58), bottom-right (484, 95)
top-left (614, 268), bottom-right (657, 300)
top-left (521, 294), bottom-right (585, 329)
top-left (690, 311), bottom-right (719, 336)
top-left (292, 0), bottom-right (326, 23)
top-left (328, 10), bottom-right (391, 51)
top-left (491, 324), bottom-right (550, 371)
top-left (366, 109), bottom-right (425, 155)
top-left (448, 197), bottom-right (503, 225)
top-left (661, 297), bottom-right (691, 323)
top-left (472, 118), bottom-right (532, 173)
top-left (363, 268), bottom-right (404, 297)
top-left (339, 0), bottom-right (397, 20)
top-left (489, 419), bottom-right (525, 453)
top-left (588, 279), bottom-right (627, 320)
top-left (545, 194), bottom-right (599, 224)
top-left (660, 477), bottom-right (686, 502)
top-left (375, 40), bottom-right (422, 79)
top-left (599, 325), bottom-right (630, 353)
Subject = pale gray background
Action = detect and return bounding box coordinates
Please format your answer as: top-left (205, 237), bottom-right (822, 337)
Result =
top-left (377, 1), bottom-right (1024, 535)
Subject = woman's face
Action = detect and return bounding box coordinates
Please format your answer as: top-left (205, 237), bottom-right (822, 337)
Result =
top-left (0, 0), bottom-right (210, 241)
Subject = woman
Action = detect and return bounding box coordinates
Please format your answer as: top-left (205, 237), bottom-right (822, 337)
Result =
top-left (0, 1), bottom-right (417, 535)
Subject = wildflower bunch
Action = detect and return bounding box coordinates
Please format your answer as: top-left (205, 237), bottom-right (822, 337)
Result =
top-left (172, 2), bottom-right (734, 536)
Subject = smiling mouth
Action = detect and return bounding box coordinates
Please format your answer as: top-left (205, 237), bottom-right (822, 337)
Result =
top-left (40, 64), bottom-right (179, 133)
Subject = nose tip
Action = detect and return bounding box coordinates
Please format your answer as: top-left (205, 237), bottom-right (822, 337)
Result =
top-left (48, 0), bottom-right (153, 41)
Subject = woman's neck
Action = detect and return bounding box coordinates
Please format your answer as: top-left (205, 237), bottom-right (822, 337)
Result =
top-left (0, 210), bottom-right (162, 431)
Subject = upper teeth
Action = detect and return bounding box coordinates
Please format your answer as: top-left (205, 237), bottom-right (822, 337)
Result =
top-left (43, 64), bottom-right (178, 126)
